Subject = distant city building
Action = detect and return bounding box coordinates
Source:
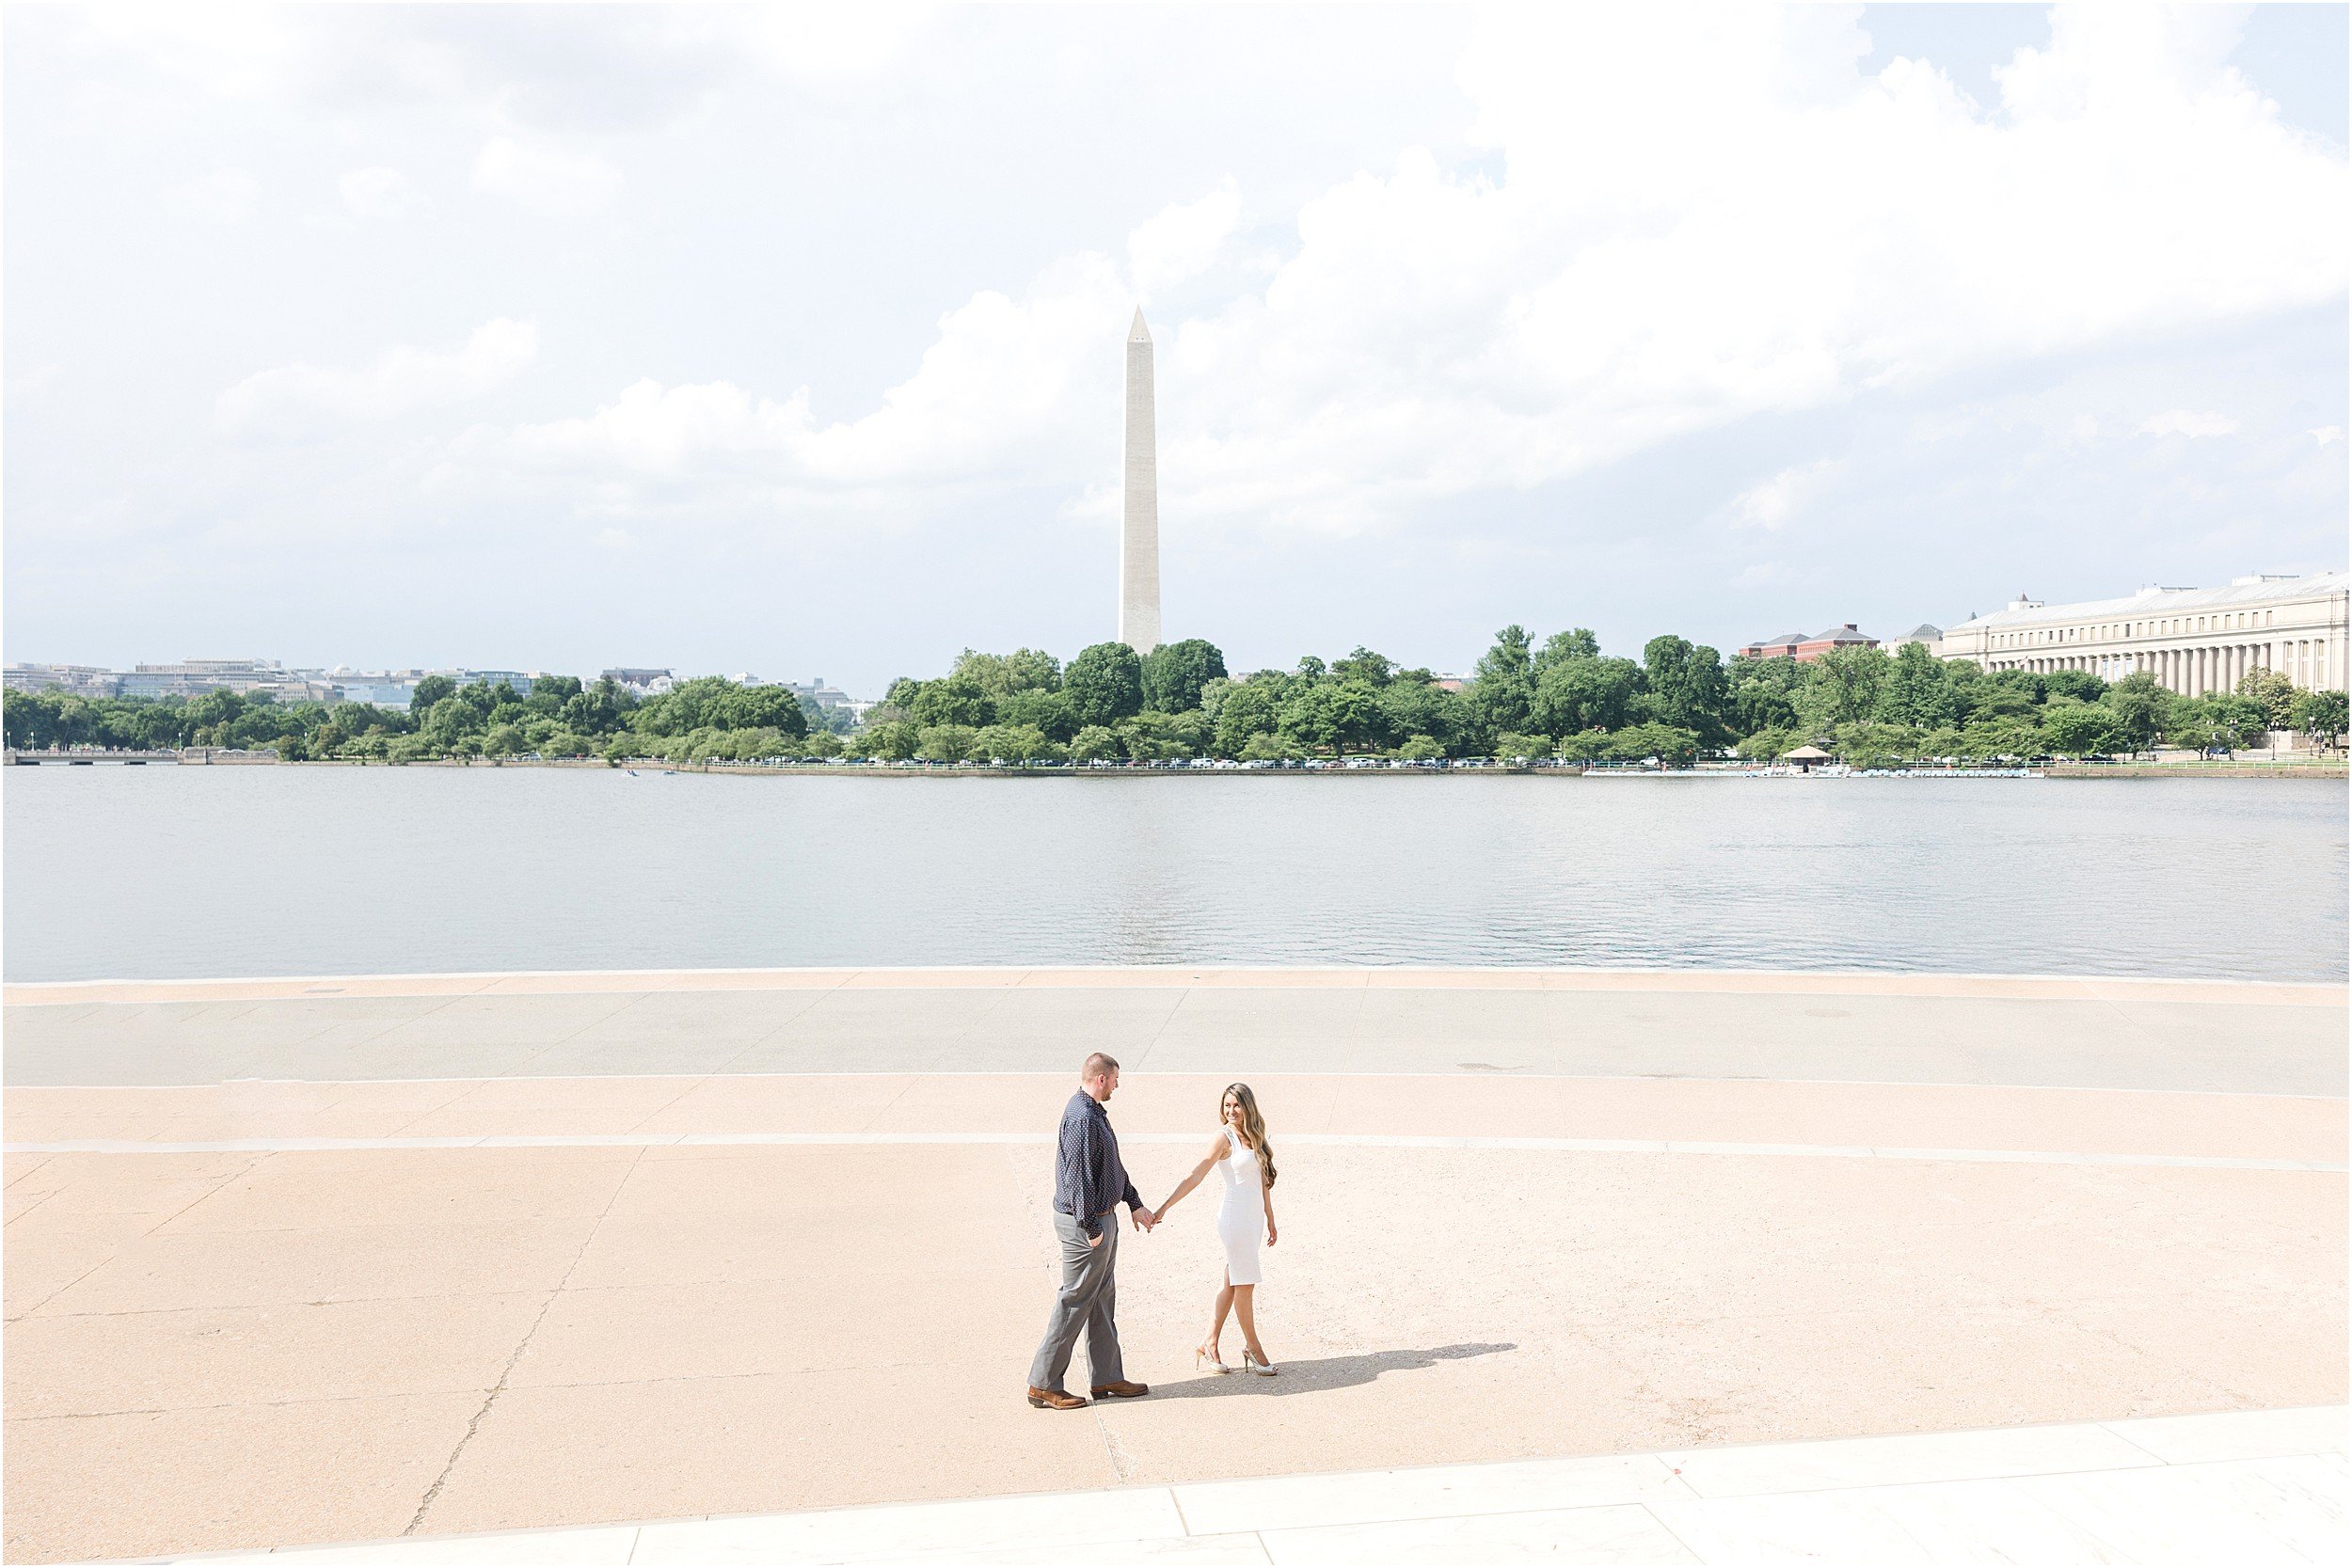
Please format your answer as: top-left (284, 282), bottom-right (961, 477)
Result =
top-left (1881, 624), bottom-right (1944, 656)
top-left (456, 670), bottom-right (542, 695)
top-left (116, 659), bottom-right (335, 703)
top-left (1737, 625), bottom-right (1878, 662)
top-left (335, 676), bottom-right (421, 709)
top-left (787, 677), bottom-right (861, 716)
top-left (4, 663), bottom-right (122, 697)
top-left (1937, 571), bottom-right (2349, 696)
top-left (601, 667), bottom-right (675, 697)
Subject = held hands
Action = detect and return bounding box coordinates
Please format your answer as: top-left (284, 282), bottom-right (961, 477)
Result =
top-left (1130, 1206), bottom-right (1159, 1232)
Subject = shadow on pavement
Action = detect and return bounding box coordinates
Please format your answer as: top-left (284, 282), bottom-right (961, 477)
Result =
top-left (1141, 1340), bottom-right (1517, 1400)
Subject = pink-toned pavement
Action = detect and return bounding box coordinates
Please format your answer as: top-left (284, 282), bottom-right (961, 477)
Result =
top-left (3, 971), bottom-right (2344, 1562)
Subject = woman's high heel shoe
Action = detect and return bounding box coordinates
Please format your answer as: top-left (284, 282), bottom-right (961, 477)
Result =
top-left (1196, 1345), bottom-right (1231, 1374)
top-left (1242, 1348), bottom-right (1278, 1377)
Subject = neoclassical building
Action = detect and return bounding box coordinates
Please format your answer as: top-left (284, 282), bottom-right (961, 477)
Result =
top-left (1936, 571), bottom-right (2348, 696)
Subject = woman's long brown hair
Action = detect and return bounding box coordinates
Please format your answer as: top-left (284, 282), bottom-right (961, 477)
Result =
top-left (1223, 1082), bottom-right (1277, 1188)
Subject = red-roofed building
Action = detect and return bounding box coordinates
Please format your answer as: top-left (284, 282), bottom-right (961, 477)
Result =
top-left (1738, 624), bottom-right (1878, 662)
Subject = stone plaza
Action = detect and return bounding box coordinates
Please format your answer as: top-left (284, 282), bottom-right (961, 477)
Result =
top-left (2, 967), bottom-right (2344, 1562)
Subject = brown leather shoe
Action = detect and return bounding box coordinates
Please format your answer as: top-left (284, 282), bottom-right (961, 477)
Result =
top-left (1027, 1386), bottom-right (1088, 1410)
top-left (1090, 1380), bottom-right (1150, 1398)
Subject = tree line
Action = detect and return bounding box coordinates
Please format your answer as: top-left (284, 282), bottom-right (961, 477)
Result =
top-left (7, 630), bottom-right (2344, 765)
top-left (2, 673), bottom-right (850, 763)
top-left (866, 631), bottom-right (2346, 765)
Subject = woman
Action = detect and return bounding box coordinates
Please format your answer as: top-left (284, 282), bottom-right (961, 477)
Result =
top-left (1156, 1082), bottom-right (1279, 1375)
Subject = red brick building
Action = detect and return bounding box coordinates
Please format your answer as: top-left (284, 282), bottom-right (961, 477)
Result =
top-left (1738, 624), bottom-right (1878, 662)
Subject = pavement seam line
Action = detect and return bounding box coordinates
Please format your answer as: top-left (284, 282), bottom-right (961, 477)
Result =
top-left (7, 1136), bottom-right (2338, 1173)
top-left (18, 1070), bottom-right (2341, 1100)
top-left (404, 1143), bottom-right (650, 1535)
top-left (12, 1156), bottom-right (258, 1319)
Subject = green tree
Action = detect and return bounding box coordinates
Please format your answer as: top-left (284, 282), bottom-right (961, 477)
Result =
top-left (916, 724), bottom-right (977, 763)
top-left (1212, 681), bottom-right (1279, 756)
top-left (1605, 721), bottom-right (1700, 765)
top-left (1801, 645), bottom-right (1891, 729)
top-left (2040, 702), bottom-right (2119, 758)
top-left (1532, 656), bottom-right (1641, 737)
top-left (2236, 667), bottom-right (2299, 730)
top-left (1468, 625), bottom-right (1536, 735)
top-left (2042, 669), bottom-right (2106, 703)
top-left (409, 674), bottom-right (456, 711)
top-left (1493, 731), bottom-right (1553, 762)
top-left (2196, 694), bottom-right (2268, 752)
top-left (1875, 643), bottom-right (1959, 729)
top-left (951, 647), bottom-right (1062, 697)
top-left (860, 721), bottom-right (922, 761)
top-left (1328, 646), bottom-right (1396, 687)
top-left (2290, 689), bottom-right (2347, 752)
top-left (1958, 715), bottom-right (2042, 761)
top-left (1726, 657), bottom-right (1804, 737)
top-left (1734, 725), bottom-right (1801, 762)
top-left (1125, 709), bottom-right (1210, 757)
top-left (1395, 734), bottom-right (1443, 761)
top-left (971, 723), bottom-right (1058, 764)
top-left (1140, 639), bottom-right (1229, 712)
top-left (526, 675), bottom-right (583, 717)
top-left (1533, 627), bottom-right (1600, 674)
top-left (563, 679), bottom-right (634, 735)
top-left (483, 722), bottom-right (528, 757)
top-left (2100, 673), bottom-right (2168, 756)
top-left (1064, 642), bottom-right (1144, 726)
top-left (1375, 676), bottom-right (1462, 756)
top-left (1837, 721), bottom-right (1922, 768)
top-left (1640, 636), bottom-right (1730, 744)
top-left (1238, 731), bottom-right (1303, 762)
top-left (997, 689), bottom-right (1077, 740)
top-left (907, 674), bottom-right (996, 729)
top-left (1068, 724), bottom-right (1122, 764)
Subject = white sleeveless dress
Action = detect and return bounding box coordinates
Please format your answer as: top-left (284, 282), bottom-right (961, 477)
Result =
top-left (1215, 1126), bottom-right (1264, 1285)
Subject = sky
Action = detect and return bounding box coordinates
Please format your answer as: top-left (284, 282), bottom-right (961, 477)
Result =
top-left (5, 2), bottom-right (2347, 694)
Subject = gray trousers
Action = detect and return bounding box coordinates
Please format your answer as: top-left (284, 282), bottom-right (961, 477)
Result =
top-left (1026, 1209), bottom-right (1123, 1392)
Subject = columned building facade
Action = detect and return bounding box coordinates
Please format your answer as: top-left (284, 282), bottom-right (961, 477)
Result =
top-left (1935, 572), bottom-right (2348, 696)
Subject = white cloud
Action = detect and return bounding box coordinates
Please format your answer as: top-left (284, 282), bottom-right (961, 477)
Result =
top-left (719, 4), bottom-right (932, 80)
top-left (501, 255), bottom-right (1129, 491)
top-left (170, 167), bottom-right (260, 222)
top-left (339, 166), bottom-right (415, 219)
top-left (2137, 409), bottom-right (2240, 438)
top-left (1129, 181), bottom-right (1242, 294)
top-left (217, 318), bottom-right (538, 436)
top-left (471, 136), bottom-right (621, 214)
top-left (485, 5), bottom-right (2343, 537)
top-left (1723, 459), bottom-right (1846, 531)
top-left (2312, 426), bottom-right (2344, 446)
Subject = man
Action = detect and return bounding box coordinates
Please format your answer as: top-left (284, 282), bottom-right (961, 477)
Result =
top-left (1025, 1052), bottom-right (1154, 1409)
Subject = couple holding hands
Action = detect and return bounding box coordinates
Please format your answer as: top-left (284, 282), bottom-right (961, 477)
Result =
top-left (1025, 1053), bottom-right (1279, 1408)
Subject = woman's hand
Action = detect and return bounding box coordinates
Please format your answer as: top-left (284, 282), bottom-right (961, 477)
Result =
top-left (1265, 1220), bottom-right (1278, 1246)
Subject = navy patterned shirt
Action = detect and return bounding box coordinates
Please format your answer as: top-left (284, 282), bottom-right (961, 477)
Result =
top-left (1054, 1089), bottom-right (1142, 1239)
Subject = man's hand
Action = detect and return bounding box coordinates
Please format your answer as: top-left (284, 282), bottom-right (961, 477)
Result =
top-left (1088, 1227), bottom-right (1105, 1248)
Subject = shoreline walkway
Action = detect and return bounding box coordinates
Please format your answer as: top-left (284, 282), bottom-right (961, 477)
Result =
top-left (8, 965), bottom-right (2344, 1096)
top-left (7, 968), bottom-right (2344, 1562)
top-left (119, 1405), bottom-right (2349, 1565)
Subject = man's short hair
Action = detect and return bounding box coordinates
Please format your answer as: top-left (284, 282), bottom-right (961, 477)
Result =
top-left (1081, 1053), bottom-right (1120, 1082)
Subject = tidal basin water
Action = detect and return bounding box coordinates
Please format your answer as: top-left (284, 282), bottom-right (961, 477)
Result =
top-left (4, 766), bottom-right (2344, 983)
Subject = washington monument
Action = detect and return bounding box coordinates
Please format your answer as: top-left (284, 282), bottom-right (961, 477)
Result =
top-left (1120, 308), bottom-right (1161, 654)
